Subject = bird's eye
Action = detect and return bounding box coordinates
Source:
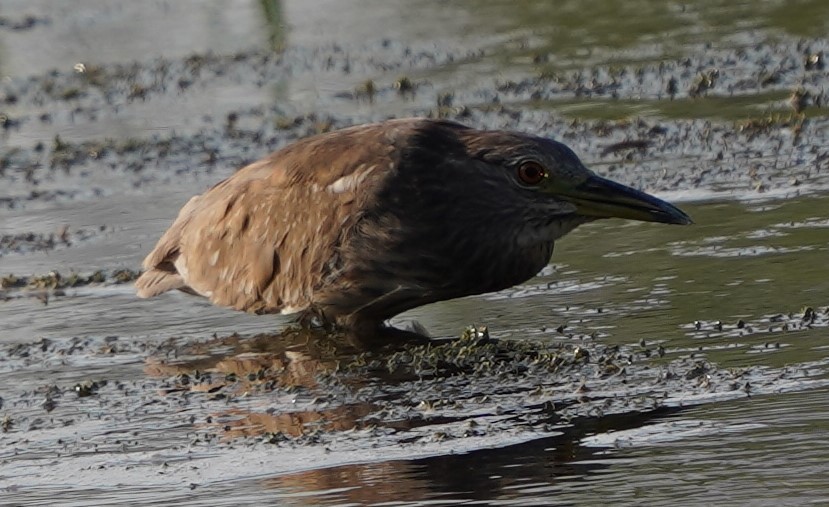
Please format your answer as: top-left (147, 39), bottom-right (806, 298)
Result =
top-left (517, 162), bottom-right (547, 185)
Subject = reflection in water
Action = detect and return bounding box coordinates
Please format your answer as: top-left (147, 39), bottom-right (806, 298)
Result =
top-left (266, 408), bottom-right (681, 505)
top-left (139, 324), bottom-right (693, 444)
top-left (144, 329), bottom-right (346, 388)
top-left (266, 389), bottom-right (829, 506)
top-left (260, 0), bottom-right (286, 51)
top-left (144, 328), bottom-right (370, 438)
top-left (143, 326), bottom-right (438, 439)
top-left (216, 403), bottom-right (376, 439)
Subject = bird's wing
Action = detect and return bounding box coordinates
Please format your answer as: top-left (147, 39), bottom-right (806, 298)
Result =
top-left (135, 122), bottom-right (401, 314)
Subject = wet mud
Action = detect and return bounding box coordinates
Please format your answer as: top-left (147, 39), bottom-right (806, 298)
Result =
top-left (3, 316), bottom-right (828, 491)
top-left (3, 34), bottom-right (829, 211)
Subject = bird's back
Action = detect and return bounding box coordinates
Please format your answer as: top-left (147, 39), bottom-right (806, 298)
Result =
top-left (136, 119), bottom-right (429, 316)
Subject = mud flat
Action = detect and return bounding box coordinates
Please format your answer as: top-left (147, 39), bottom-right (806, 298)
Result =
top-left (2, 318), bottom-right (828, 493)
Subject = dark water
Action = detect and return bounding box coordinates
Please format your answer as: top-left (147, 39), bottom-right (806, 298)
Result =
top-left (2, 1), bottom-right (829, 505)
top-left (265, 391), bottom-right (829, 506)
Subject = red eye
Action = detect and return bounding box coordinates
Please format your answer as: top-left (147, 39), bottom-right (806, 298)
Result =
top-left (517, 162), bottom-right (546, 185)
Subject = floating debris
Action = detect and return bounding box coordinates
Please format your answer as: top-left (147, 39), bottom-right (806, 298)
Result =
top-left (0, 269), bottom-right (141, 292)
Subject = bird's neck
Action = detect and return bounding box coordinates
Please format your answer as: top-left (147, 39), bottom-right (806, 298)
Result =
top-left (516, 215), bottom-right (591, 247)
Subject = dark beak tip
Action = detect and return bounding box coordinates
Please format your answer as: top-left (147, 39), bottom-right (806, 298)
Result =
top-left (672, 213), bottom-right (694, 226)
top-left (654, 199), bottom-right (693, 226)
top-left (674, 205), bottom-right (694, 225)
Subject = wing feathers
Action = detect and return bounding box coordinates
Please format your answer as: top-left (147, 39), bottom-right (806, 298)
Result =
top-left (136, 119), bottom-right (411, 315)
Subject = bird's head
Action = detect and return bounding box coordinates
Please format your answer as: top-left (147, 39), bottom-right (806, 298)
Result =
top-left (464, 129), bottom-right (693, 227)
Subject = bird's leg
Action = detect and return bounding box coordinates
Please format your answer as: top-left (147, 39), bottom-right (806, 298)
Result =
top-left (296, 307), bottom-right (337, 333)
top-left (385, 319), bottom-right (432, 338)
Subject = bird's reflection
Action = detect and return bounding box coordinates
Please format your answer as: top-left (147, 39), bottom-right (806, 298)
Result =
top-left (143, 325), bottom-right (432, 439)
top-left (215, 403), bottom-right (377, 439)
top-left (264, 407), bottom-right (684, 505)
top-left (142, 320), bottom-right (681, 479)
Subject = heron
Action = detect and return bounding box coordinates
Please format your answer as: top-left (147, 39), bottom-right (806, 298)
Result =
top-left (136, 118), bottom-right (691, 336)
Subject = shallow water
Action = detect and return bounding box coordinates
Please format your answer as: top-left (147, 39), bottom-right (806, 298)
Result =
top-left (2, 0), bottom-right (829, 505)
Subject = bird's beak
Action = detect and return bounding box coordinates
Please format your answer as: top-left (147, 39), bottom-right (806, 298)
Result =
top-left (558, 175), bottom-right (693, 225)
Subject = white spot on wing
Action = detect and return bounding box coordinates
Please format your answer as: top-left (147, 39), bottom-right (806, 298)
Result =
top-left (327, 165), bottom-right (376, 194)
top-left (280, 305), bottom-right (307, 315)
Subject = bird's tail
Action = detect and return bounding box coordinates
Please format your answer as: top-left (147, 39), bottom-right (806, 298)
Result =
top-left (135, 268), bottom-right (186, 298)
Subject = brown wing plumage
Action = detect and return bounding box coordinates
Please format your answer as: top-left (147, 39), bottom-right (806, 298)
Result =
top-left (135, 120), bottom-right (406, 315)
